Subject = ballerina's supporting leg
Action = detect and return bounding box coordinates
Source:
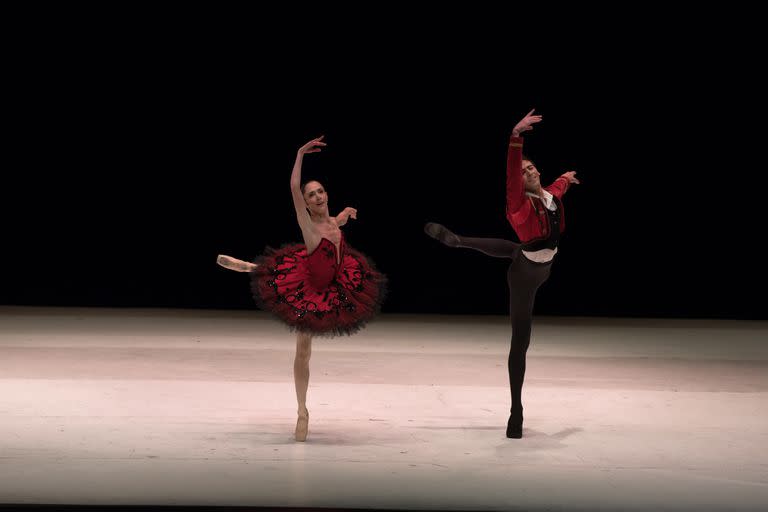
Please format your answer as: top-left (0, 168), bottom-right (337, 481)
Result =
top-left (294, 331), bottom-right (312, 441)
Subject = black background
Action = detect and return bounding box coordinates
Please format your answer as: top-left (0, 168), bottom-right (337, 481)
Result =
top-left (3, 9), bottom-right (765, 320)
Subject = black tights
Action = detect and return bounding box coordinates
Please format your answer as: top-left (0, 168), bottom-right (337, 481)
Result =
top-left (451, 232), bottom-right (552, 435)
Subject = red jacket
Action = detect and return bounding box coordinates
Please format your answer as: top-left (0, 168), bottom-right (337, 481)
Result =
top-left (506, 136), bottom-right (571, 244)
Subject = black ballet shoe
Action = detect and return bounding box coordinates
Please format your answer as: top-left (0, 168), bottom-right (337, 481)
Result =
top-left (424, 222), bottom-right (460, 247)
top-left (506, 416), bottom-right (523, 439)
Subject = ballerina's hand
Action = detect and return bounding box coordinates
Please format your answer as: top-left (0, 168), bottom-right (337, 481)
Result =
top-left (298, 136), bottom-right (326, 155)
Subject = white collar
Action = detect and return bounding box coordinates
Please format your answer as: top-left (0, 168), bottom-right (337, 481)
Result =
top-left (526, 189), bottom-right (555, 210)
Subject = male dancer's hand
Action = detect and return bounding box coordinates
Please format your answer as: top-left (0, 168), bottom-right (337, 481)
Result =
top-left (561, 171), bottom-right (580, 184)
top-left (512, 109), bottom-right (542, 137)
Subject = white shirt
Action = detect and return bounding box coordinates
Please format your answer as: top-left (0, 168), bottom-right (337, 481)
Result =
top-left (521, 190), bottom-right (558, 263)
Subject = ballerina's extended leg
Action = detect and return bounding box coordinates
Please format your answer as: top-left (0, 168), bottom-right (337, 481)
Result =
top-left (216, 254), bottom-right (258, 272)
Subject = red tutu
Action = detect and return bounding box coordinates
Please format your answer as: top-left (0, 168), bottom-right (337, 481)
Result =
top-left (250, 235), bottom-right (386, 337)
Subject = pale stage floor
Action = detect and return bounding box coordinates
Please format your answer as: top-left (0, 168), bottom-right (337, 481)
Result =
top-left (1, 306), bottom-right (767, 511)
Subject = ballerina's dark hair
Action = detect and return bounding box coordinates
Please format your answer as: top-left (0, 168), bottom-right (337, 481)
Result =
top-left (301, 180), bottom-right (325, 195)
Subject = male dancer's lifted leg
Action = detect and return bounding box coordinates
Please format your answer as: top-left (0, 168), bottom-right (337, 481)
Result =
top-left (425, 223), bottom-right (520, 258)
